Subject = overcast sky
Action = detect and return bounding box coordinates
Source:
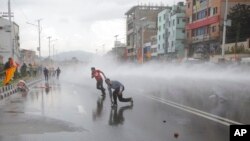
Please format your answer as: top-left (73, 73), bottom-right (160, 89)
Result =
top-left (0, 0), bottom-right (183, 57)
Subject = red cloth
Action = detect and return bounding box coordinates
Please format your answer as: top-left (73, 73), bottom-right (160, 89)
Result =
top-left (92, 70), bottom-right (103, 81)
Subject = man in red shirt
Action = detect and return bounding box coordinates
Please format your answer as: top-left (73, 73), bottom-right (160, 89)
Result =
top-left (91, 67), bottom-right (106, 96)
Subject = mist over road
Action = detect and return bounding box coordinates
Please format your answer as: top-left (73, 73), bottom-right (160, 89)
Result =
top-left (0, 59), bottom-right (249, 141)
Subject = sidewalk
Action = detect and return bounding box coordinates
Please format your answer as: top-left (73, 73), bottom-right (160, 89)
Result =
top-left (0, 77), bottom-right (43, 100)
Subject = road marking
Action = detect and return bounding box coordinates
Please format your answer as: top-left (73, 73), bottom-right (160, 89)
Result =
top-left (141, 94), bottom-right (243, 126)
top-left (77, 105), bottom-right (87, 114)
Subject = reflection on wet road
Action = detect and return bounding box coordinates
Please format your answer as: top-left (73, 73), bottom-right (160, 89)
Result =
top-left (0, 75), bottom-right (242, 141)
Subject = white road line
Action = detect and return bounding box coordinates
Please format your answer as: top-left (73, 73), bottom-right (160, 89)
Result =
top-left (140, 94), bottom-right (243, 126)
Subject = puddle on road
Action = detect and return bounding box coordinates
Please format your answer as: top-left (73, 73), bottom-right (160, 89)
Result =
top-left (0, 114), bottom-right (87, 136)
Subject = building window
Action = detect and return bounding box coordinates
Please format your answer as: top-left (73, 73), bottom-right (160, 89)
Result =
top-left (163, 43), bottom-right (165, 48)
top-left (212, 26), bottom-right (216, 32)
top-left (208, 7), bottom-right (211, 16)
top-left (213, 7), bottom-right (218, 15)
top-left (177, 18), bottom-right (179, 24)
top-left (192, 13), bottom-right (196, 21)
top-left (193, 0), bottom-right (196, 5)
top-left (163, 24), bottom-right (165, 29)
top-left (182, 29), bottom-right (185, 33)
top-left (188, 3), bottom-right (190, 8)
top-left (197, 9), bottom-right (207, 20)
top-left (173, 19), bottom-right (175, 26)
top-left (0, 26), bottom-right (3, 30)
top-left (159, 26), bottom-right (161, 31)
top-left (158, 44), bottom-right (160, 49)
top-left (164, 14), bottom-right (166, 20)
top-left (192, 30), bottom-right (195, 37)
top-left (159, 17), bottom-right (161, 22)
top-left (163, 34), bottom-right (165, 39)
top-left (159, 35), bottom-right (161, 41)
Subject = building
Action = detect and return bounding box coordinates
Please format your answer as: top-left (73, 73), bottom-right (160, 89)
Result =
top-left (166, 2), bottom-right (186, 60)
top-left (157, 8), bottom-right (171, 57)
top-left (20, 49), bottom-right (37, 65)
top-left (186, 0), bottom-right (250, 60)
top-left (125, 5), bottom-right (167, 63)
top-left (0, 17), bottom-right (20, 64)
top-left (107, 41), bottom-right (127, 61)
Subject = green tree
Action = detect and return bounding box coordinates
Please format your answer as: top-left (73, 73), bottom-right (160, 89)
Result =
top-left (227, 4), bottom-right (250, 43)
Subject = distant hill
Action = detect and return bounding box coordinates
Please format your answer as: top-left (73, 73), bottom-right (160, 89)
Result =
top-left (53, 50), bottom-right (94, 62)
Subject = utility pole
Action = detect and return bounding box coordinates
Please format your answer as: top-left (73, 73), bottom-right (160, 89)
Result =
top-left (141, 27), bottom-right (144, 64)
top-left (47, 36), bottom-right (51, 59)
top-left (38, 19), bottom-right (42, 58)
top-left (8, 0), bottom-right (14, 58)
top-left (53, 44), bottom-right (55, 59)
top-left (114, 35), bottom-right (119, 57)
top-left (222, 0), bottom-right (228, 58)
top-left (27, 19), bottom-right (42, 59)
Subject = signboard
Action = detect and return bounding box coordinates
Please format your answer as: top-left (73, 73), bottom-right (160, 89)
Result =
top-left (187, 15), bottom-right (219, 30)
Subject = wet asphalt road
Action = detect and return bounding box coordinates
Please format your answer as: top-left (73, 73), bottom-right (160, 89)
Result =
top-left (0, 77), bottom-right (232, 141)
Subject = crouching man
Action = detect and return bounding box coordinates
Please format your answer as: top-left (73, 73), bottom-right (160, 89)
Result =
top-left (105, 78), bottom-right (133, 107)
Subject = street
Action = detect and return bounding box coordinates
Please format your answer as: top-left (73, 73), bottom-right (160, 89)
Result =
top-left (0, 64), bottom-right (249, 141)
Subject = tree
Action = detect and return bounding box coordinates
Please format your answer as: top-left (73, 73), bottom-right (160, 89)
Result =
top-left (227, 4), bottom-right (250, 43)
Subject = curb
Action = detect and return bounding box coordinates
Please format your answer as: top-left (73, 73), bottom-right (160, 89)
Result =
top-left (0, 78), bottom-right (43, 100)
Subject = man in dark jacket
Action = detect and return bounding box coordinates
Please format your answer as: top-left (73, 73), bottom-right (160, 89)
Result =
top-left (105, 78), bottom-right (133, 107)
top-left (43, 67), bottom-right (49, 81)
top-left (4, 58), bottom-right (12, 70)
top-left (56, 67), bottom-right (61, 79)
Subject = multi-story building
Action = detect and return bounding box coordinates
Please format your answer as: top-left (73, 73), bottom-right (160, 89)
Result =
top-left (157, 8), bottom-right (171, 57)
top-left (113, 41), bottom-right (127, 61)
top-left (166, 2), bottom-right (186, 60)
top-left (125, 5), bottom-right (166, 63)
top-left (186, 0), bottom-right (250, 60)
top-left (0, 17), bottom-right (20, 64)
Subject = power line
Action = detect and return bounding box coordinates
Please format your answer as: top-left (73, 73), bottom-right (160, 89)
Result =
top-left (12, 0), bottom-right (30, 22)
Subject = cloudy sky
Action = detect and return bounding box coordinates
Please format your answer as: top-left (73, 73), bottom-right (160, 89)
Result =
top-left (0, 0), bottom-right (183, 57)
